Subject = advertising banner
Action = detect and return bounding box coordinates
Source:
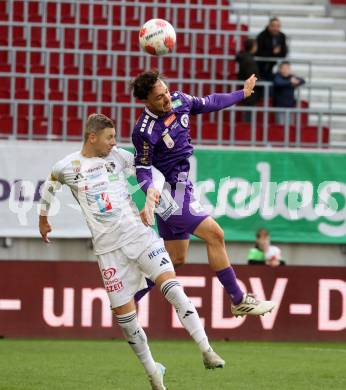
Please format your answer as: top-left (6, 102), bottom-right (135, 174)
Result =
top-left (0, 262), bottom-right (345, 341)
top-left (1, 141), bottom-right (346, 243)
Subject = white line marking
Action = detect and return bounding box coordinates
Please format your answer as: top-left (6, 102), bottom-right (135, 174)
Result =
top-left (289, 304), bottom-right (312, 315)
top-left (0, 299), bottom-right (21, 310)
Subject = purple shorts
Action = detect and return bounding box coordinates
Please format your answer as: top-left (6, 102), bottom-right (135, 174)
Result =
top-left (156, 182), bottom-right (209, 240)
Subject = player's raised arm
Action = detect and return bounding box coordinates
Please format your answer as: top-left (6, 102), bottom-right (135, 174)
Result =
top-left (243, 74), bottom-right (257, 97)
top-left (38, 173), bottom-right (62, 243)
top-left (186, 74), bottom-right (257, 115)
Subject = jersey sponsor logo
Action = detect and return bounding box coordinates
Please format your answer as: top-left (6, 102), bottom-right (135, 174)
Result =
top-left (140, 141), bottom-right (150, 165)
top-left (163, 133), bottom-right (175, 149)
top-left (156, 189), bottom-right (179, 221)
top-left (95, 192), bottom-right (113, 212)
top-left (102, 267), bottom-right (116, 280)
top-left (102, 267), bottom-right (124, 293)
top-left (148, 246), bottom-right (167, 260)
top-left (164, 114), bottom-right (176, 127)
top-left (108, 173), bottom-right (118, 182)
top-left (148, 120), bottom-right (155, 135)
top-left (172, 98), bottom-right (183, 109)
top-left (140, 115), bottom-right (150, 132)
top-left (180, 114), bottom-right (189, 128)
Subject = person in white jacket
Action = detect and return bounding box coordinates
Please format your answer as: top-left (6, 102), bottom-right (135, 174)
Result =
top-left (38, 113), bottom-right (224, 390)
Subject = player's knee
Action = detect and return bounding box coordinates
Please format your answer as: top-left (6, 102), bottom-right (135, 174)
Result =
top-left (208, 225), bottom-right (225, 246)
top-left (171, 254), bottom-right (186, 268)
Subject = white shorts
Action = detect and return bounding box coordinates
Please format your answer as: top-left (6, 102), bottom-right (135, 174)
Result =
top-left (97, 231), bottom-right (174, 308)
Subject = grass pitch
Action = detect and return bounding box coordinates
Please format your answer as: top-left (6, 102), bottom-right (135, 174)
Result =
top-left (0, 339), bottom-right (345, 390)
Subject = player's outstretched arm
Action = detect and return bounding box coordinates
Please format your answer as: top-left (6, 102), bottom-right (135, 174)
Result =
top-left (38, 176), bottom-right (61, 243)
top-left (243, 74), bottom-right (257, 98)
top-left (39, 215), bottom-right (52, 243)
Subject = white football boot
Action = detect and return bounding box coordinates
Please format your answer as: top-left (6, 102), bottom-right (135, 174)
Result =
top-left (203, 349), bottom-right (225, 369)
top-left (231, 293), bottom-right (275, 317)
top-left (149, 362), bottom-right (166, 390)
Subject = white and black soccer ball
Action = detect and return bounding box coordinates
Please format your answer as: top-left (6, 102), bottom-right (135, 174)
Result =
top-left (139, 18), bottom-right (176, 56)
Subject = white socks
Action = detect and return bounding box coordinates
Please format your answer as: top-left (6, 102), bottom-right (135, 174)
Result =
top-left (161, 279), bottom-right (211, 353)
top-left (115, 311), bottom-right (157, 376)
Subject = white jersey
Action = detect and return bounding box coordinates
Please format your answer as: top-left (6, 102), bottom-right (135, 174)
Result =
top-left (50, 147), bottom-right (155, 255)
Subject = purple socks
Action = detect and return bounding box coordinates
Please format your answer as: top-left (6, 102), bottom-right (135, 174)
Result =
top-left (216, 267), bottom-right (244, 305)
top-left (135, 268), bottom-right (244, 305)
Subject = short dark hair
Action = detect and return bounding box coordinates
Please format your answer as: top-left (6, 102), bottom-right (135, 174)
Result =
top-left (269, 17), bottom-right (280, 24)
top-left (130, 70), bottom-right (163, 100)
top-left (243, 38), bottom-right (256, 52)
top-left (84, 113), bottom-right (115, 143)
top-left (279, 61), bottom-right (291, 68)
top-left (256, 228), bottom-right (269, 239)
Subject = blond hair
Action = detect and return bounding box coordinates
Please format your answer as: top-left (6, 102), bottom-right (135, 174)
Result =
top-left (83, 113), bottom-right (115, 143)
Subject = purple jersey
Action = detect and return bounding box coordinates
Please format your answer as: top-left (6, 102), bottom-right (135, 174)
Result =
top-left (132, 90), bottom-right (244, 192)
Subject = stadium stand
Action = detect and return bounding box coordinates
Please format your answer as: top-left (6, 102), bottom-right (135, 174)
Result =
top-left (0, 0), bottom-right (340, 147)
top-left (233, 0), bottom-right (346, 147)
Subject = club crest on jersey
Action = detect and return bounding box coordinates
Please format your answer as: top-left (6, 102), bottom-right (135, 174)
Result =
top-left (163, 133), bottom-right (175, 149)
top-left (105, 161), bottom-right (116, 173)
top-left (180, 114), bottom-right (189, 128)
top-left (164, 114), bottom-right (176, 127)
top-left (72, 160), bottom-right (81, 173)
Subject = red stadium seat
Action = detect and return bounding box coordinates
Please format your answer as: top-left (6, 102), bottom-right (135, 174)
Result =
top-left (0, 116), bottom-right (13, 135)
top-left (266, 124), bottom-right (296, 145)
top-left (46, 27), bottom-right (60, 48)
top-left (13, 26), bottom-right (26, 46)
top-left (300, 126), bottom-right (329, 147)
top-left (14, 78), bottom-right (28, 99)
top-left (0, 77), bottom-right (11, 98)
top-left (30, 52), bottom-right (45, 73)
top-left (28, 1), bottom-right (42, 22)
top-left (13, 1), bottom-right (24, 21)
top-left (67, 118), bottom-right (83, 137)
top-left (234, 122), bottom-right (263, 144)
top-left (64, 54), bottom-right (79, 75)
top-left (0, 25), bottom-right (8, 45)
top-left (60, 3), bottom-right (75, 24)
top-left (0, 1), bottom-right (8, 21)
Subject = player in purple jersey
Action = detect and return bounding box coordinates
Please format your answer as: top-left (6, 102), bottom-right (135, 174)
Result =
top-left (131, 70), bottom-right (275, 317)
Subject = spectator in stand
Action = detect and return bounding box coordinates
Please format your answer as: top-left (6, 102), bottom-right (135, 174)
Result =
top-left (248, 228), bottom-right (285, 267)
top-left (256, 17), bottom-right (288, 81)
top-left (236, 38), bottom-right (260, 122)
top-left (273, 61), bottom-right (305, 125)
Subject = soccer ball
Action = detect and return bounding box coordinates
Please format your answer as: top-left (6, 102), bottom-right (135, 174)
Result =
top-left (139, 19), bottom-right (176, 56)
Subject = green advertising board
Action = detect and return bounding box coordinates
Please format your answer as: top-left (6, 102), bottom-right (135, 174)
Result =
top-left (129, 147), bottom-right (346, 244)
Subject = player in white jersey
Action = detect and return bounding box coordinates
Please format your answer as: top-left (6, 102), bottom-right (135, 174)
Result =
top-left (39, 114), bottom-right (224, 390)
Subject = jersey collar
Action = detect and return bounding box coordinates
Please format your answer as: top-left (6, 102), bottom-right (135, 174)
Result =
top-left (145, 106), bottom-right (158, 119)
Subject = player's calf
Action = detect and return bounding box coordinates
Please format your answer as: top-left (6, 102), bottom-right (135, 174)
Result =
top-left (159, 278), bottom-right (225, 369)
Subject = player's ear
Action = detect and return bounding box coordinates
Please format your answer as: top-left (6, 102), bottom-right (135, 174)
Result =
top-left (89, 131), bottom-right (97, 144)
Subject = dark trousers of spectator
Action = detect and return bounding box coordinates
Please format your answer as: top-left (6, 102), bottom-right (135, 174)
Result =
top-left (258, 61), bottom-right (276, 81)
